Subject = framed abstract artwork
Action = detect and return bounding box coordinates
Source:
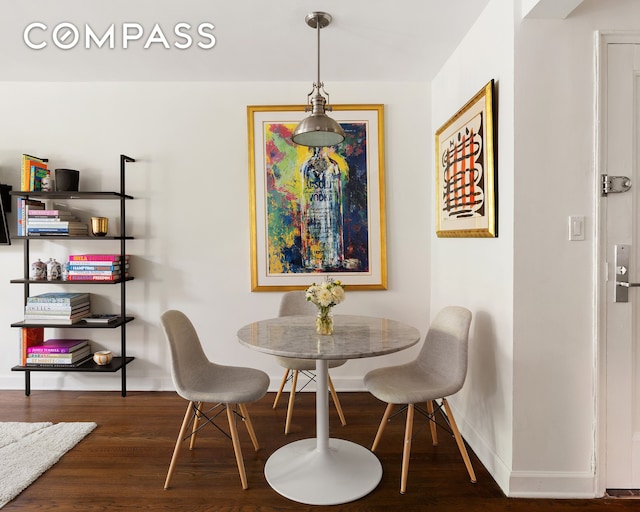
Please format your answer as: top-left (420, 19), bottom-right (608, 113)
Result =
top-left (247, 104), bottom-right (386, 291)
top-left (435, 80), bottom-right (497, 238)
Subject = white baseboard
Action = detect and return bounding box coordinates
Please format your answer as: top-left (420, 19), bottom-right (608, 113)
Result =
top-left (508, 471), bottom-right (597, 498)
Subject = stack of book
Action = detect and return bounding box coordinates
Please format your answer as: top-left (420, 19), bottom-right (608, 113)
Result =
top-left (16, 198), bottom-right (45, 236)
top-left (66, 254), bottom-right (129, 281)
top-left (25, 338), bottom-right (92, 368)
top-left (24, 292), bottom-right (91, 324)
top-left (26, 208), bottom-right (89, 236)
top-left (21, 154), bottom-right (49, 192)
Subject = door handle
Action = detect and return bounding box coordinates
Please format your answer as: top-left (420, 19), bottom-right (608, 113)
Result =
top-left (614, 244), bottom-right (633, 302)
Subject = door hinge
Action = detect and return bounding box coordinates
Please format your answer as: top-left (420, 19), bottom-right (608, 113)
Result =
top-left (601, 174), bottom-right (631, 196)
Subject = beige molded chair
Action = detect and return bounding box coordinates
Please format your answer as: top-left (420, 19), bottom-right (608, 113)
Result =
top-left (364, 306), bottom-right (476, 494)
top-left (272, 291), bottom-right (347, 434)
top-left (160, 309), bottom-right (269, 490)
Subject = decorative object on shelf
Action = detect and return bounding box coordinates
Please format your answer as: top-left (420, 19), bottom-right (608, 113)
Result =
top-left (61, 261), bottom-right (70, 281)
top-left (40, 176), bottom-right (53, 192)
top-left (291, 12), bottom-right (345, 148)
top-left (93, 350), bottom-right (113, 365)
top-left (247, 104), bottom-right (386, 291)
top-left (90, 216), bottom-right (108, 236)
top-left (30, 259), bottom-right (47, 280)
top-left (46, 258), bottom-right (62, 281)
top-left (54, 168), bottom-right (79, 191)
top-left (305, 277), bottom-right (345, 335)
top-left (435, 79), bottom-right (497, 238)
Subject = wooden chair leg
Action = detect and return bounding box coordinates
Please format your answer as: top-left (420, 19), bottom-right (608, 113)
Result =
top-left (371, 403), bottom-right (394, 452)
top-left (400, 404), bottom-right (414, 494)
top-left (164, 401), bottom-right (194, 490)
top-left (238, 403), bottom-right (260, 452)
top-left (426, 399), bottom-right (438, 446)
top-left (284, 370), bottom-right (299, 434)
top-left (189, 401), bottom-right (203, 450)
top-left (227, 404), bottom-right (248, 490)
top-left (328, 374), bottom-right (347, 426)
top-left (273, 369), bottom-right (290, 409)
top-left (442, 398), bottom-right (477, 483)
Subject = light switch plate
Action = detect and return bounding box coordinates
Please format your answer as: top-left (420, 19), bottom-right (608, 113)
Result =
top-left (569, 215), bottom-right (585, 241)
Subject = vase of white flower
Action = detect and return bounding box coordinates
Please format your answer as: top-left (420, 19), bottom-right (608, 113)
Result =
top-left (316, 308), bottom-right (334, 335)
top-left (305, 277), bottom-right (345, 335)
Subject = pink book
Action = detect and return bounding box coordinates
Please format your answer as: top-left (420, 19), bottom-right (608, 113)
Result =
top-left (69, 254), bottom-right (128, 261)
top-left (27, 339), bottom-right (89, 353)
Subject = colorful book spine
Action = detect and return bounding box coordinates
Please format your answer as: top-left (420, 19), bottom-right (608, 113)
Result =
top-left (67, 264), bottom-right (122, 271)
top-left (25, 354), bottom-right (93, 368)
top-left (65, 274), bottom-right (128, 281)
top-left (27, 339), bottom-right (89, 353)
top-left (68, 270), bottom-right (121, 275)
top-left (27, 210), bottom-right (72, 217)
top-left (20, 327), bottom-right (44, 366)
top-left (69, 254), bottom-right (127, 262)
top-left (21, 154), bottom-right (47, 191)
top-left (27, 292), bottom-right (90, 303)
top-left (29, 165), bottom-right (49, 191)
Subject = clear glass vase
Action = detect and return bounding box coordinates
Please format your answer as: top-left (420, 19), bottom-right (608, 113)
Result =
top-left (316, 309), bottom-right (334, 335)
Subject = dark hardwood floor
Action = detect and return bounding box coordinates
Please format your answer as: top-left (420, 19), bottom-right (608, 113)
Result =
top-left (0, 390), bottom-right (635, 511)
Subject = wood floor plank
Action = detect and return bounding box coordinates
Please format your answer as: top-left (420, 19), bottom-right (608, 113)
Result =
top-left (0, 390), bottom-right (635, 511)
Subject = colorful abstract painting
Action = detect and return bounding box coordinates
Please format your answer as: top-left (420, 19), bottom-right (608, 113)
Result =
top-left (435, 81), bottom-right (496, 238)
top-left (248, 105), bottom-right (386, 290)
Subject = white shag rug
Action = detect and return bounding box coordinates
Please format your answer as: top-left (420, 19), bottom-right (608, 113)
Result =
top-left (0, 421), bottom-right (97, 508)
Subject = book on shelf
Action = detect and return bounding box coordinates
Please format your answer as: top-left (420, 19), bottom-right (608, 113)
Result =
top-left (25, 302), bottom-right (90, 314)
top-left (25, 301), bottom-right (91, 312)
top-left (82, 314), bottom-right (120, 324)
top-left (24, 308), bottom-right (91, 323)
top-left (67, 264), bottom-right (125, 271)
top-left (27, 209), bottom-right (78, 219)
top-left (21, 154), bottom-right (47, 191)
top-left (27, 292), bottom-right (90, 304)
top-left (26, 353), bottom-right (93, 368)
top-left (16, 198), bottom-right (45, 236)
top-left (20, 327), bottom-right (44, 366)
top-left (29, 164), bottom-right (49, 191)
top-left (69, 254), bottom-right (128, 262)
top-left (68, 270), bottom-right (122, 276)
top-left (26, 345), bottom-right (92, 365)
top-left (27, 338), bottom-right (89, 354)
top-left (65, 274), bottom-right (129, 281)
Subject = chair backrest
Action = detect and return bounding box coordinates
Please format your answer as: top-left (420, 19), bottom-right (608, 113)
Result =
top-left (279, 290), bottom-right (316, 317)
top-left (417, 306), bottom-right (472, 395)
top-left (160, 309), bottom-right (216, 398)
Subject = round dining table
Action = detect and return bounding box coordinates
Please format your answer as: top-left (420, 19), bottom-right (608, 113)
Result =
top-left (237, 314), bottom-right (421, 505)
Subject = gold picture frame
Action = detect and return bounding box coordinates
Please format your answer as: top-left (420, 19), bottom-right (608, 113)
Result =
top-left (435, 80), bottom-right (497, 238)
top-left (247, 104), bottom-right (387, 291)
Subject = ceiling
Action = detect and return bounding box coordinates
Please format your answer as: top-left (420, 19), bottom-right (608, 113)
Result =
top-left (0, 0), bottom-right (491, 82)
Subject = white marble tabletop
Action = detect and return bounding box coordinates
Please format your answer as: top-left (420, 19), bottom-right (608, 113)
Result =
top-left (237, 314), bottom-right (421, 360)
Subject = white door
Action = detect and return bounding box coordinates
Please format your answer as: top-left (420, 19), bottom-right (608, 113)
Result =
top-left (602, 37), bottom-right (640, 490)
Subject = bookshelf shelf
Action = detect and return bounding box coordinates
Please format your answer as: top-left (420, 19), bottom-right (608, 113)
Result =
top-left (9, 155), bottom-right (136, 397)
top-left (12, 356), bottom-right (134, 373)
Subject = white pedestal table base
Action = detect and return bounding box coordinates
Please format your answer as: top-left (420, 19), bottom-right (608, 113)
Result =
top-left (264, 437), bottom-right (383, 505)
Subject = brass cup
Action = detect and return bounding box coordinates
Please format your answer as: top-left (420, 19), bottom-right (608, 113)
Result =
top-left (91, 216), bottom-right (109, 237)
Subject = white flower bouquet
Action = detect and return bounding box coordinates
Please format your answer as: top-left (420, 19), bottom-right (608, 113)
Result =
top-left (305, 277), bottom-right (345, 334)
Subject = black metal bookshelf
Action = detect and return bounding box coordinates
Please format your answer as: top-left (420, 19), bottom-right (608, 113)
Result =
top-left (9, 155), bottom-right (136, 396)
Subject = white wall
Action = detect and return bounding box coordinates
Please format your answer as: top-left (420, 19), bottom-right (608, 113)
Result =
top-left (0, 81), bottom-right (431, 392)
top-left (432, 0), bottom-right (640, 499)
top-left (431, 0), bottom-right (516, 494)
top-left (512, 0), bottom-right (640, 498)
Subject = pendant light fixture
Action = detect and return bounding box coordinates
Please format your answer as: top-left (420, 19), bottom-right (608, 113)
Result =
top-left (291, 12), bottom-right (345, 148)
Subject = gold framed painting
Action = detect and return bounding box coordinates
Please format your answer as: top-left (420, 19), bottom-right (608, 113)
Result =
top-left (435, 80), bottom-right (497, 238)
top-left (247, 104), bottom-right (387, 291)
